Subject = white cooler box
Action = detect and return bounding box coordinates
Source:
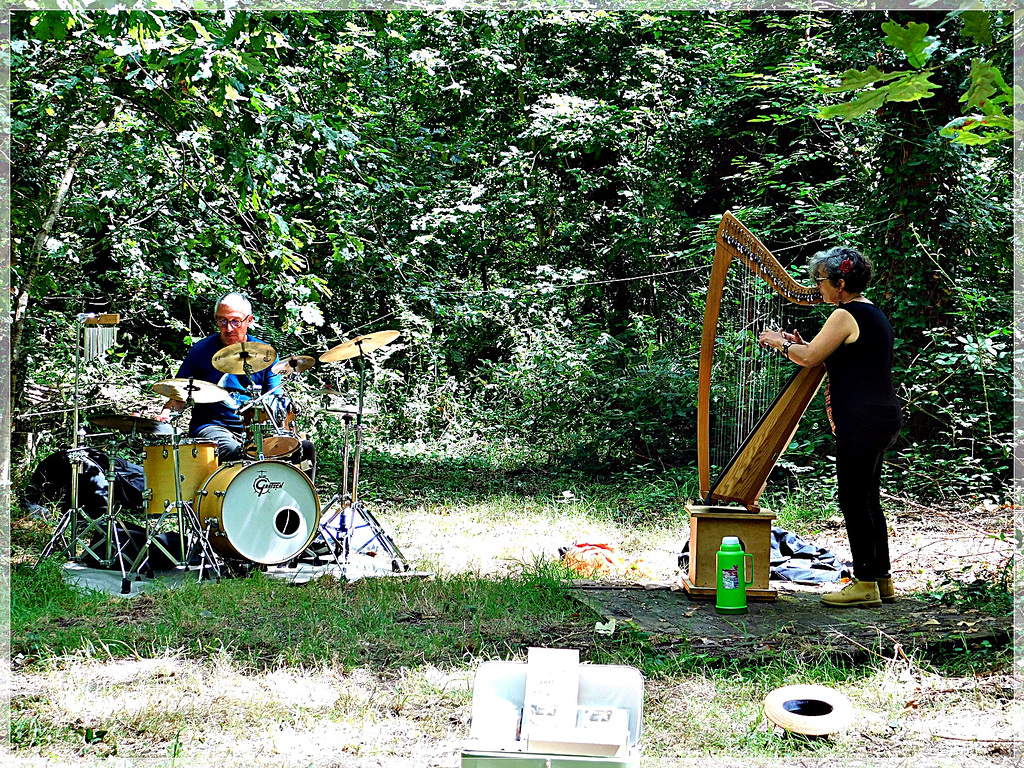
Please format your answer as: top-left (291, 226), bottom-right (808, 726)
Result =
top-left (462, 660), bottom-right (644, 768)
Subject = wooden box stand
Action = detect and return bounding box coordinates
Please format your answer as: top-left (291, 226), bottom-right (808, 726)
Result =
top-left (680, 505), bottom-right (777, 601)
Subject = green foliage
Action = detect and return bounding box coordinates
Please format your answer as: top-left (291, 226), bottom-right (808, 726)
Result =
top-left (10, 10), bottom-right (1013, 502)
top-left (817, 12), bottom-right (1016, 146)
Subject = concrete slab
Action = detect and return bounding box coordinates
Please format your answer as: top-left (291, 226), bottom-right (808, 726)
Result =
top-left (570, 581), bottom-right (1012, 661)
top-left (62, 556), bottom-right (431, 598)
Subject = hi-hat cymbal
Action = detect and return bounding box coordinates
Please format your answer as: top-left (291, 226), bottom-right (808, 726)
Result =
top-left (152, 378), bottom-right (231, 404)
top-left (212, 341), bottom-right (276, 374)
top-left (272, 355), bottom-right (315, 376)
top-left (320, 330), bottom-right (400, 363)
top-left (88, 413), bottom-right (172, 437)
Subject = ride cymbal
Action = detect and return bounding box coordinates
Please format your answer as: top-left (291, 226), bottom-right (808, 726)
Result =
top-left (320, 330), bottom-right (400, 362)
top-left (212, 341), bottom-right (277, 374)
top-left (88, 413), bottom-right (172, 437)
top-left (272, 355), bottom-right (315, 376)
top-left (152, 378), bottom-right (232, 404)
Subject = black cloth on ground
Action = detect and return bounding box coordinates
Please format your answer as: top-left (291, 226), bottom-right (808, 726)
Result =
top-left (678, 527), bottom-right (850, 584)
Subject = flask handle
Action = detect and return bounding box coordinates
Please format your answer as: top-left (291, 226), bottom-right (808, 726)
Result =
top-left (743, 553), bottom-right (754, 586)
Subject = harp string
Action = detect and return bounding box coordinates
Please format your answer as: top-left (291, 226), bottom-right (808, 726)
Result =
top-left (708, 261), bottom-right (806, 483)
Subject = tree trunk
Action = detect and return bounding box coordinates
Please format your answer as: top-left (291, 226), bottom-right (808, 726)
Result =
top-left (11, 142), bottom-right (90, 408)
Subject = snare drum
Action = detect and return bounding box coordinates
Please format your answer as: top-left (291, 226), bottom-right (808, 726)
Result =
top-left (244, 432), bottom-right (302, 462)
top-left (141, 441), bottom-right (218, 517)
top-left (194, 460), bottom-right (320, 564)
top-left (244, 394), bottom-right (301, 460)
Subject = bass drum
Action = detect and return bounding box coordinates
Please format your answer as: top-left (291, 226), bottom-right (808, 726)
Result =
top-left (195, 460), bottom-right (320, 564)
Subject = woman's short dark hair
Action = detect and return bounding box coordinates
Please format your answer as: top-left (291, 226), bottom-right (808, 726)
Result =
top-left (808, 247), bottom-right (872, 294)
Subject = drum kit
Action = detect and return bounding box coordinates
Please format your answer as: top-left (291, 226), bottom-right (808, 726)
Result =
top-left (38, 320), bottom-right (408, 592)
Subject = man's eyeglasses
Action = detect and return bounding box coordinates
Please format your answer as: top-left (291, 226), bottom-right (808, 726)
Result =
top-left (215, 316), bottom-right (249, 329)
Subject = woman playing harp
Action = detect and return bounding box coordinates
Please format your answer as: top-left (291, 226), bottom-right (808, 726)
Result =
top-left (759, 247), bottom-right (902, 608)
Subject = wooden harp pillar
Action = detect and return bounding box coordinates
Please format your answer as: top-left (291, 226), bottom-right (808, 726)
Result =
top-left (684, 213), bottom-right (825, 600)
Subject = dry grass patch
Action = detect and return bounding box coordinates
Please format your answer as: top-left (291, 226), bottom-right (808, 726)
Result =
top-left (10, 650), bottom-right (480, 764)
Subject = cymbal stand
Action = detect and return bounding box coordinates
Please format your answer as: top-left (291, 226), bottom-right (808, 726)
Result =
top-left (240, 357), bottom-right (269, 460)
top-left (317, 345), bottom-right (409, 572)
top-left (37, 313), bottom-right (112, 565)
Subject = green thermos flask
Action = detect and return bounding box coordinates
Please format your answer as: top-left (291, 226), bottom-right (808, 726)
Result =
top-left (715, 536), bottom-right (754, 614)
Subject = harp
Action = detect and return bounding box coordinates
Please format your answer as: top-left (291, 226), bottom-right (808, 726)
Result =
top-left (683, 214), bottom-right (825, 600)
top-left (698, 212), bottom-right (825, 510)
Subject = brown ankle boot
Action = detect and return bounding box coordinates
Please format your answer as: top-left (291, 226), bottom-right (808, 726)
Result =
top-left (821, 579), bottom-right (882, 608)
top-left (877, 576), bottom-right (895, 603)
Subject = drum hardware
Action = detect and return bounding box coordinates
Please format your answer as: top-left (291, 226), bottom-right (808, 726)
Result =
top-left (37, 434), bottom-right (137, 593)
top-left (315, 330), bottom-right (408, 572)
top-left (37, 312), bottom-right (131, 581)
top-left (211, 340), bottom-right (277, 375)
top-left (319, 332), bottom-right (400, 505)
top-left (130, 391), bottom-right (223, 583)
top-left (240, 380), bottom-right (304, 464)
top-left (311, 494), bottom-right (408, 573)
top-left (320, 405), bottom-right (376, 417)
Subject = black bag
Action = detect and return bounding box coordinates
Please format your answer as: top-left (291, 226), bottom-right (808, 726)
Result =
top-left (24, 447), bottom-right (145, 520)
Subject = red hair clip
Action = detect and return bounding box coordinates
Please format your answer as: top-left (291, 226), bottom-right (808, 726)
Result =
top-left (839, 259), bottom-right (853, 274)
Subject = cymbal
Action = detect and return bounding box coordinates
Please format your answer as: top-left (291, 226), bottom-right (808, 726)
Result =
top-left (320, 330), bottom-right (400, 363)
top-left (272, 355), bottom-right (315, 376)
top-left (212, 341), bottom-right (276, 374)
top-left (88, 413), bottom-right (172, 437)
top-left (320, 405), bottom-right (375, 417)
top-left (152, 378), bottom-right (231, 404)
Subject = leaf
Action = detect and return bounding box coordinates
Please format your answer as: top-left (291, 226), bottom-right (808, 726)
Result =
top-left (821, 66), bottom-right (904, 93)
top-left (271, 213), bottom-right (290, 237)
top-left (223, 81), bottom-right (246, 102)
top-left (886, 72), bottom-right (941, 103)
top-left (31, 11), bottom-right (72, 41)
top-left (188, 19), bottom-right (213, 42)
top-left (881, 21), bottom-right (934, 68)
top-left (819, 87), bottom-right (890, 120)
top-left (960, 10), bottom-right (992, 45)
top-left (941, 113), bottom-right (1017, 145)
top-left (960, 59), bottom-right (1001, 110)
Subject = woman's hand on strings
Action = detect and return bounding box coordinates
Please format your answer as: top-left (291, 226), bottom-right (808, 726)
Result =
top-left (758, 328), bottom-right (804, 351)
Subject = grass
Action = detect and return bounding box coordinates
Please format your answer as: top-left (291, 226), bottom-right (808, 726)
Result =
top-left (13, 558), bottom-right (591, 671)
top-left (9, 444), bottom-right (1017, 764)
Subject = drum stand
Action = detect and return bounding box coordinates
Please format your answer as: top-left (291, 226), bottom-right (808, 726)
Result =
top-left (315, 347), bottom-right (408, 573)
top-left (37, 314), bottom-right (134, 591)
top-left (130, 408), bottom-right (222, 583)
top-left (37, 435), bottom-right (136, 594)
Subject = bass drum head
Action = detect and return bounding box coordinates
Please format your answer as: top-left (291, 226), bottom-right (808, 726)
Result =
top-left (215, 460), bottom-right (319, 564)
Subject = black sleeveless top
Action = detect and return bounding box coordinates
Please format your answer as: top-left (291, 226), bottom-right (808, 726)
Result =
top-left (823, 301), bottom-right (902, 436)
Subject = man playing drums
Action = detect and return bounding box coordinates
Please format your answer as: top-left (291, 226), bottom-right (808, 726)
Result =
top-left (158, 292), bottom-right (316, 479)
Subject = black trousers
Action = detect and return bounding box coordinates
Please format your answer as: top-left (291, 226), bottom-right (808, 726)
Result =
top-left (835, 422), bottom-right (901, 581)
